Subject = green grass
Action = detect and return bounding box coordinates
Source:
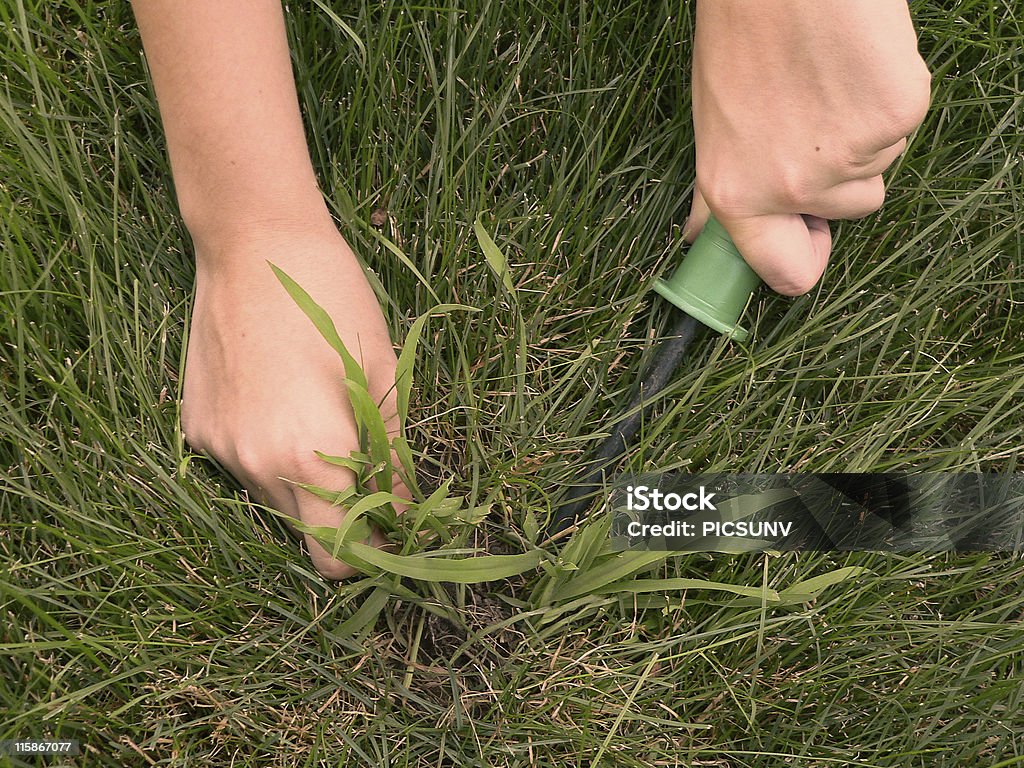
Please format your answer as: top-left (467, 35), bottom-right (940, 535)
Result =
top-left (2, 0), bottom-right (1024, 765)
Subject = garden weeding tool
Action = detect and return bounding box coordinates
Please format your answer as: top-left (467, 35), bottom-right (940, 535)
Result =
top-left (551, 215), bottom-right (761, 534)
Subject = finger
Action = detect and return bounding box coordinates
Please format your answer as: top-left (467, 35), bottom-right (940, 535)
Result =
top-left (226, 454), bottom-right (302, 537)
top-left (806, 175), bottom-right (886, 221)
top-left (845, 137), bottom-right (907, 179)
top-left (723, 213), bottom-right (831, 296)
top-left (288, 463), bottom-right (366, 580)
top-left (683, 187), bottom-right (711, 242)
top-left (236, 467), bottom-right (354, 578)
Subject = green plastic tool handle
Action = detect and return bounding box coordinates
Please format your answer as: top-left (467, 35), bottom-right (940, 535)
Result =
top-left (653, 215), bottom-right (761, 342)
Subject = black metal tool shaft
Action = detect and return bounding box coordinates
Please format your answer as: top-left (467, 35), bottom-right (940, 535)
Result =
top-left (551, 311), bottom-right (701, 534)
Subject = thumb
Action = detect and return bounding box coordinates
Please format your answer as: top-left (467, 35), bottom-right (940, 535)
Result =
top-left (721, 213), bottom-right (832, 296)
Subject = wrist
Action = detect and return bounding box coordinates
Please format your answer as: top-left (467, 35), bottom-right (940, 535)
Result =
top-left (181, 192), bottom-right (339, 266)
top-left (187, 213), bottom-right (371, 314)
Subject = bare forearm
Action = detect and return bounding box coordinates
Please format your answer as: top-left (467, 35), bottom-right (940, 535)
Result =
top-left (131, 0), bottom-right (330, 250)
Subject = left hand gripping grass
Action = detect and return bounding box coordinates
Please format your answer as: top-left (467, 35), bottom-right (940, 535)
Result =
top-left (269, 261), bottom-right (544, 583)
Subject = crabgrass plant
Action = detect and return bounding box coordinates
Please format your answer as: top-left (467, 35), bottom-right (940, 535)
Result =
top-left (269, 231), bottom-right (871, 629)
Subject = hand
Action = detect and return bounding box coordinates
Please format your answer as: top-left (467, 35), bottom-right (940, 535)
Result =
top-left (686, 0), bottom-right (931, 295)
top-left (181, 219), bottom-right (406, 579)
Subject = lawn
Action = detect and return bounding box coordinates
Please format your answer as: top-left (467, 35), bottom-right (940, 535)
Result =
top-left (2, 0), bottom-right (1023, 765)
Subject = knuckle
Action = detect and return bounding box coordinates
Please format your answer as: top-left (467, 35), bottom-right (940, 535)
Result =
top-left (834, 140), bottom-right (877, 173)
top-left (287, 437), bottom-right (361, 492)
top-left (232, 422), bottom-right (362, 488)
top-left (280, 441), bottom-right (338, 479)
top-left (286, 444), bottom-right (354, 488)
top-left (775, 166), bottom-right (814, 210)
top-left (233, 439), bottom-right (272, 481)
top-left (277, 439), bottom-right (323, 473)
top-left (842, 66), bottom-right (931, 155)
top-left (697, 170), bottom-right (748, 219)
top-left (877, 67), bottom-right (932, 142)
top-left (904, 61), bottom-right (933, 122)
